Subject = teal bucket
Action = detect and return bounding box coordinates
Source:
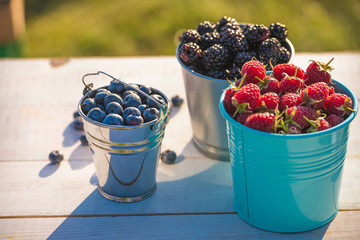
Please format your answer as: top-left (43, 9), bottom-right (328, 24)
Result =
top-left (219, 80), bottom-right (358, 232)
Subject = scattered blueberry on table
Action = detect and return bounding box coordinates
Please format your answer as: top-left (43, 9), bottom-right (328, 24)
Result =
top-left (161, 149), bottom-right (177, 164)
top-left (80, 135), bottom-right (88, 145)
top-left (49, 150), bottom-right (64, 164)
top-left (171, 95), bottom-right (184, 107)
top-left (73, 116), bottom-right (84, 131)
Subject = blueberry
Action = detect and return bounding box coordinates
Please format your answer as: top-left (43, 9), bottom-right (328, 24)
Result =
top-left (124, 84), bottom-right (139, 92)
top-left (73, 111), bottom-right (80, 119)
top-left (87, 107), bottom-right (106, 122)
top-left (73, 116), bottom-right (84, 130)
top-left (160, 150), bottom-right (177, 164)
top-left (96, 103), bottom-right (105, 111)
top-left (123, 93), bottom-right (142, 108)
top-left (138, 104), bottom-right (149, 115)
top-left (143, 108), bottom-right (159, 122)
top-left (171, 95), bottom-right (184, 107)
top-left (139, 85), bottom-right (152, 100)
top-left (104, 93), bottom-right (123, 107)
top-left (122, 90), bottom-right (138, 99)
top-left (49, 150), bottom-right (64, 164)
top-left (123, 107), bottom-right (141, 120)
top-left (81, 98), bottom-right (97, 114)
top-left (105, 102), bottom-right (123, 115)
top-left (80, 135), bottom-right (88, 146)
top-left (94, 89), bottom-right (110, 104)
top-left (108, 79), bottom-right (126, 93)
top-left (103, 113), bottom-right (124, 125)
top-left (147, 94), bottom-right (166, 109)
top-left (126, 114), bottom-right (144, 125)
top-left (87, 89), bottom-right (97, 98)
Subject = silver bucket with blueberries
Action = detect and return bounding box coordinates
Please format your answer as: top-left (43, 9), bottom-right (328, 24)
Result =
top-left (176, 29), bottom-right (295, 161)
top-left (78, 71), bottom-right (171, 202)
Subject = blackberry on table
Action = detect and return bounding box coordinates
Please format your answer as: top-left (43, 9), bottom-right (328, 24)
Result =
top-left (197, 21), bottom-right (215, 35)
top-left (199, 31), bottom-right (221, 50)
top-left (178, 42), bottom-right (202, 66)
top-left (245, 24), bottom-right (270, 44)
top-left (202, 44), bottom-right (231, 70)
top-left (179, 29), bottom-right (201, 44)
top-left (269, 22), bottom-right (288, 43)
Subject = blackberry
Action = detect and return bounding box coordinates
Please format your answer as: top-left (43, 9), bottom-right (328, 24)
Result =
top-left (245, 24), bottom-right (270, 44)
top-left (257, 38), bottom-right (281, 66)
top-left (197, 21), bottom-right (215, 35)
top-left (225, 64), bottom-right (242, 81)
top-left (199, 31), bottom-right (220, 50)
top-left (233, 51), bottom-right (257, 67)
top-left (240, 23), bottom-right (253, 33)
top-left (215, 16), bottom-right (238, 31)
top-left (219, 22), bottom-right (241, 33)
top-left (178, 42), bottom-right (202, 66)
top-left (179, 29), bottom-right (201, 44)
top-left (278, 47), bottom-right (291, 63)
top-left (269, 22), bottom-right (288, 43)
top-left (202, 44), bottom-right (231, 70)
top-left (206, 68), bottom-right (227, 79)
top-left (222, 34), bottom-right (249, 53)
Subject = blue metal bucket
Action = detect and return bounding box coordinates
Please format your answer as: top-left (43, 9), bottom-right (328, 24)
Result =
top-left (219, 80), bottom-right (358, 232)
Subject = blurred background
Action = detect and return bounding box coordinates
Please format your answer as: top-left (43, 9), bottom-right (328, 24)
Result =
top-left (1, 0), bottom-right (360, 57)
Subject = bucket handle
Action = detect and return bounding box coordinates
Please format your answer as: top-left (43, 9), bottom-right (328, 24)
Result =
top-left (82, 71), bottom-right (169, 131)
top-left (104, 153), bottom-right (147, 186)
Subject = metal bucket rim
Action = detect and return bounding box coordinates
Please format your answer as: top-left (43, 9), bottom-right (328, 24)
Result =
top-left (219, 79), bottom-right (358, 139)
top-left (176, 38), bottom-right (295, 82)
top-left (78, 85), bottom-right (171, 130)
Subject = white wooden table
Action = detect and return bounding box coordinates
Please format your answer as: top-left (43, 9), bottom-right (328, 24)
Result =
top-left (0, 53), bottom-right (359, 239)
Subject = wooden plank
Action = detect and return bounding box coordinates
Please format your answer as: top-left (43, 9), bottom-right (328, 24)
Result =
top-left (0, 211), bottom-right (359, 239)
top-left (0, 155), bottom-right (358, 217)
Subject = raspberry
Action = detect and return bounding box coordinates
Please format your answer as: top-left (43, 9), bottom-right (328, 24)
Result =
top-left (300, 82), bottom-right (329, 110)
top-left (304, 58), bottom-right (334, 85)
top-left (241, 60), bottom-right (266, 84)
top-left (232, 83), bottom-right (261, 113)
top-left (324, 93), bottom-right (353, 116)
top-left (256, 92), bottom-right (280, 112)
top-left (307, 117), bottom-right (331, 132)
top-left (273, 64), bottom-right (305, 81)
top-left (244, 112), bottom-right (275, 133)
top-left (224, 88), bottom-right (238, 116)
top-left (235, 111), bottom-right (253, 124)
top-left (279, 74), bottom-right (305, 95)
top-left (259, 75), bottom-right (280, 94)
top-left (286, 106), bottom-right (318, 129)
top-left (325, 114), bottom-right (344, 127)
top-left (279, 93), bottom-right (303, 112)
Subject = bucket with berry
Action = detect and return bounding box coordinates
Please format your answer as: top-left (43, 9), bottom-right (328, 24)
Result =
top-left (176, 17), bottom-right (294, 161)
top-left (78, 71), bottom-right (171, 202)
top-left (219, 60), bottom-right (358, 232)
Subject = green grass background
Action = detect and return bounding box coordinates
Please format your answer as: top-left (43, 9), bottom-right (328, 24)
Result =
top-left (17, 0), bottom-right (360, 57)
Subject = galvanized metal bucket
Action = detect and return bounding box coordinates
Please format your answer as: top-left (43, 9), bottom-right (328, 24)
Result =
top-left (176, 39), bottom-right (295, 161)
top-left (78, 71), bottom-right (171, 202)
top-left (219, 79), bottom-right (358, 232)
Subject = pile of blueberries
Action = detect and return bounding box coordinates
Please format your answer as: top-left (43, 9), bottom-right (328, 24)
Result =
top-left (80, 79), bottom-right (167, 125)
